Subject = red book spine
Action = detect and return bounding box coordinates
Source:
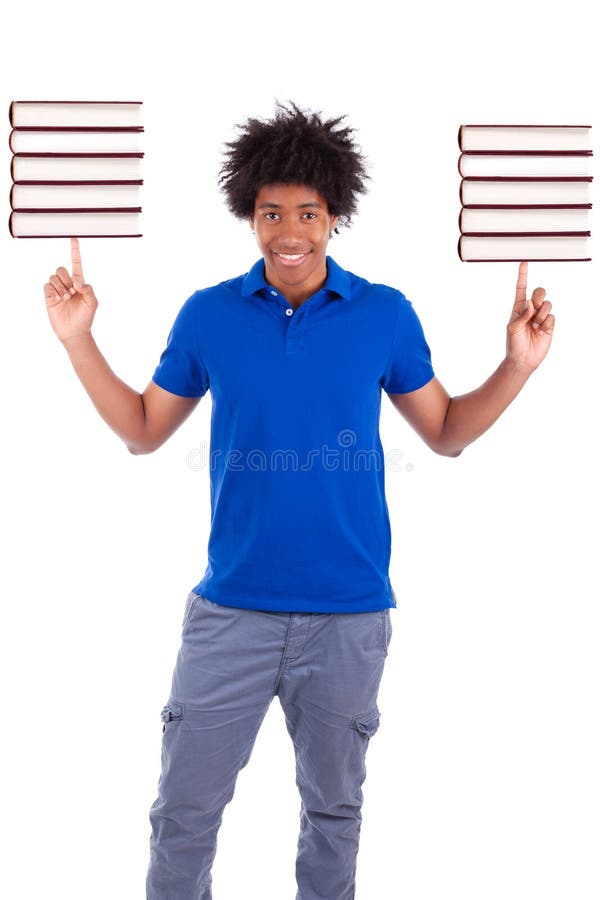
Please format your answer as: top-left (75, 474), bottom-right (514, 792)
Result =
top-left (10, 176), bottom-right (143, 186)
top-left (460, 231), bottom-right (590, 237)
top-left (11, 126), bottom-right (143, 132)
top-left (460, 149), bottom-right (592, 156)
top-left (460, 202), bottom-right (592, 210)
top-left (461, 176), bottom-right (593, 181)
top-left (11, 232), bottom-right (142, 239)
top-left (11, 207), bottom-right (142, 213)
top-left (11, 152), bottom-right (144, 157)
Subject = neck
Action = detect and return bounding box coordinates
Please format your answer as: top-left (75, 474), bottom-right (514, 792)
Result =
top-left (263, 260), bottom-right (328, 307)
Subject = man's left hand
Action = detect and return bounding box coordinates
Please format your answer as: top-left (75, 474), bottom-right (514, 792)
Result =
top-left (506, 261), bottom-right (555, 372)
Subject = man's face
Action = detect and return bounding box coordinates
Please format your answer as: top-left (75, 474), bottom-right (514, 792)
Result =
top-left (249, 182), bottom-right (339, 304)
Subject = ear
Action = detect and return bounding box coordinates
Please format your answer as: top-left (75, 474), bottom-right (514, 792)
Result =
top-left (248, 216), bottom-right (255, 233)
top-left (330, 215), bottom-right (340, 234)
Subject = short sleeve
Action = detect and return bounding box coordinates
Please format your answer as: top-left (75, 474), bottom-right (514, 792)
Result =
top-left (152, 293), bottom-right (209, 398)
top-left (381, 292), bottom-right (435, 394)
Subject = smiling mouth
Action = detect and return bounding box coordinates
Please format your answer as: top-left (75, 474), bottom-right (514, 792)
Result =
top-left (273, 251), bottom-right (311, 266)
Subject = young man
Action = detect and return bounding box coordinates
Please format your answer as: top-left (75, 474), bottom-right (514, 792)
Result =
top-left (44, 102), bottom-right (554, 900)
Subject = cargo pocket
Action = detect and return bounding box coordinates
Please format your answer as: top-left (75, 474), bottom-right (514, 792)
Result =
top-left (160, 699), bottom-right (183, 734)
top-left (350, 706), bottom-right (381, 739)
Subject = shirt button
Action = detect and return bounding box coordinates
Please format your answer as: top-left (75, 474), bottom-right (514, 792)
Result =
top-left (285, 308), bottom-right (294, 316)
top-left (270, 290), bottom-right (278, 296)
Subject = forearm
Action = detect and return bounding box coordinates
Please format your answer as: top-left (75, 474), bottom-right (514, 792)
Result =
top-left (439, 357), bottom-right (533, 456)
top-left (62, 332), bottom-right (148, 453)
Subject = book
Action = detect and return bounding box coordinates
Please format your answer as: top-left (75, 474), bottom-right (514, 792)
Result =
top-left (459, 206), bottom-right (591, 234)
top-left (9, 100), bottom-right (142, 128)
top-left (10, 183), bottom-right (143, 209)
top-left (459, 153), bottom-right (592, 178)
top-left (458, 124), bottom-right (591, 152)
top-left (9, 99), bottom-right (144, 238)
top-left (9, 211), bottom-right (142, 237)
top-left (11, 155), bottom-right (143, 181)
top-left (460, 178), bottom-right (592, 206)
top-left (9, 129), bottom-right (143, 153)
top-left (458, 234), bottom-right (590, 261)
top-left (457, 123), bottom-right (593, 262)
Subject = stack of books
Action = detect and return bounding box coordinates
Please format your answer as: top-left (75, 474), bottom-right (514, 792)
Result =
top-left (457, 124), bottom-right (592, 261)
top-left (9, 100), bottom-right (143, 238)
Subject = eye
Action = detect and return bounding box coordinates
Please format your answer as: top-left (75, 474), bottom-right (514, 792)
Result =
top-left (302, 212), bottom-right (317, 220)
top-left (264, 212), bottom-right (279, 220)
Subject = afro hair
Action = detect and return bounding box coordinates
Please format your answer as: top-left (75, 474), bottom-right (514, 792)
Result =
top-left (218, 101), bottom-right (369, 229)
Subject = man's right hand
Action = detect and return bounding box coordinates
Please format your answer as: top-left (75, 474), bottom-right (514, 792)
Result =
top-left (44, 237), bottom-right (98, 346)
top-left (42, 237), bottom-right (201, 454)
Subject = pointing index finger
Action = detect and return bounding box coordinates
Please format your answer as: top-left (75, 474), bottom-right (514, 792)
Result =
top-left (515, 262), bottom-right (527, 313)
top-left (71, 236), bottom-right (84, 285)
top-left (512, 260), bottom-right (528, 317)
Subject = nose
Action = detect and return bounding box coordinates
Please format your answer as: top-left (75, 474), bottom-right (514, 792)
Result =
top-left (278, 216), bottom-right (305, 249)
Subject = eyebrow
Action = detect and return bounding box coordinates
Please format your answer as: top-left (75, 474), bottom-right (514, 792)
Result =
top-left (257, 201), bottom-right (324, 210)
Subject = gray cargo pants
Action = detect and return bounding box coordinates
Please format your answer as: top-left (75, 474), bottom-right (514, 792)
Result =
top-left (146, 591), bottom-right (393, 899)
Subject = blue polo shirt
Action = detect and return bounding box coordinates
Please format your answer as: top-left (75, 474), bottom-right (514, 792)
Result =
top-left (152, 256), bottom-right (434, 613)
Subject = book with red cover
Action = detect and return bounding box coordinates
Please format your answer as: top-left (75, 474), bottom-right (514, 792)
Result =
top-left (458, 153), bottom-right (592, 178)
top-left (9, 100), bottom-right (142, 128)
top-left (458, 234), bottom-right (591, 262)
top-left (459, 178), bottom-right (592, 206)
top-left (9, 210), bottom-right (142, 238)
top-left (9, 130), bottom-right (143, 153)
top-left (10, 183), bottom-right (143, 209)
top-left (459, 206), bottom-right (591, 234)
top-left (458, 124), bottom-right (591, 153)
top-left (11, 155), bottom-right (144, 183)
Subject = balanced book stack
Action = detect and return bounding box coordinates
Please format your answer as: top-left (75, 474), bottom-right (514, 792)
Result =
top-left (457, 124), bottom-right (592, 261)
top-left (9, 100), bottom-right (143, 238)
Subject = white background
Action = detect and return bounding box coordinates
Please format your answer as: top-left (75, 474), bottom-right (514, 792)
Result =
top-left (1, 1), bottom-right (598, 898)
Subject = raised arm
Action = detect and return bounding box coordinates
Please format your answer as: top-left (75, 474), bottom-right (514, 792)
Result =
top-left (387, 262), bottom-right (555, 457)
top-left (44, 238), bottom-right (201, 454)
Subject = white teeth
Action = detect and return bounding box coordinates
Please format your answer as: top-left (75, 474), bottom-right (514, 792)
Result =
top-left (278, 253), bottom-right (305, 259)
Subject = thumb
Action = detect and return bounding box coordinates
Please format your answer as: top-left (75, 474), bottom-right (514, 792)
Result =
top-left (73, 279), bottom-right (97, 302)
top-left (509, 297), bottom-right (534, 331)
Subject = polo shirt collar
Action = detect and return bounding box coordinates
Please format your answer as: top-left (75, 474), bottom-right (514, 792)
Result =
top-left (241, 256), bottom-right (351, 302)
